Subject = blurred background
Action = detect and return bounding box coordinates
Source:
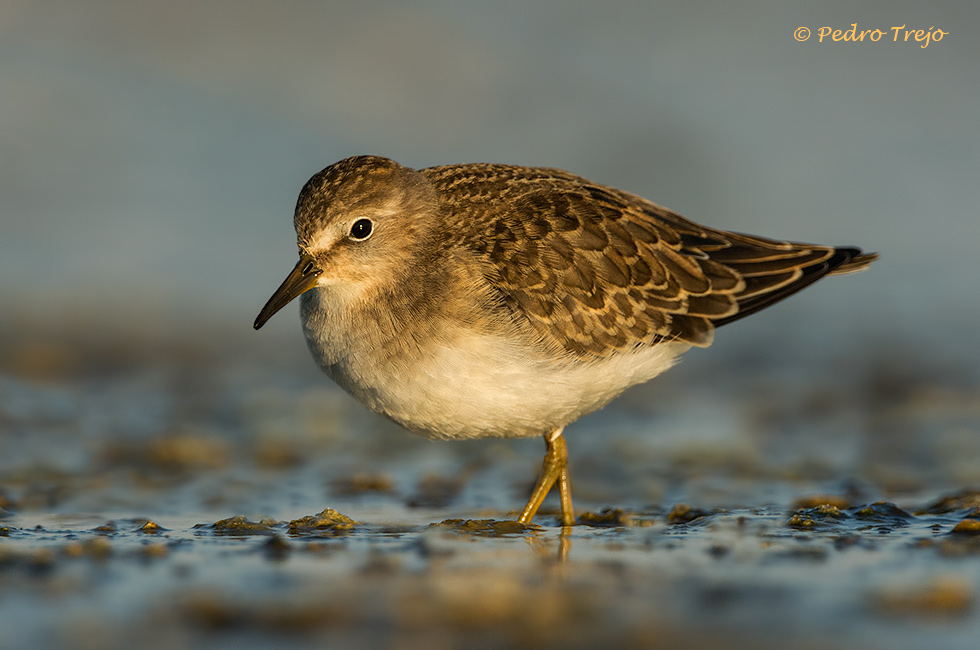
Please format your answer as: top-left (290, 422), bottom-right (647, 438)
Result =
top-left (2, 2), bottom-right (980, 649)
top-left (3, 1), bottom-right (977, 338)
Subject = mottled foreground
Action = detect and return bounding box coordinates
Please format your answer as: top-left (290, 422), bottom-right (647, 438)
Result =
top-left (2, 324), bottom-right (980, 649)
top-left (2, 493), bottom-right (980, 650)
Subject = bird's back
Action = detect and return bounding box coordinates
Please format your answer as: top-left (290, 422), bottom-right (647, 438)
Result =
top-left (423, 163), bottom-right (877, 359)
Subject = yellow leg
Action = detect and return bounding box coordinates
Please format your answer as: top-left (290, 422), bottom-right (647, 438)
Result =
top-left (557, 466), bottom-right (574, 527)
top-left (518, 428), bottom-right (575, 526)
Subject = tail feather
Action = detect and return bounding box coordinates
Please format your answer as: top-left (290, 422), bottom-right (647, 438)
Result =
top-left (829, 251), bottom-right (879, 275)
top-left (710, 245), bottom-right (878, 328)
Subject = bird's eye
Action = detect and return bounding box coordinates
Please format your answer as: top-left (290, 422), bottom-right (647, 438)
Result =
top-left (349, 218), bottom-right (373, 241)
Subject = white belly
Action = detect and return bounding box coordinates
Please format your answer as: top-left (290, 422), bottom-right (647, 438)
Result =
top-left (300, 289), bottom-right (687, 440)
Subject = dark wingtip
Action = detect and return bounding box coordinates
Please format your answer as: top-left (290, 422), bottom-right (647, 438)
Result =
top-left (711, 244), bottom-right (878, 328)
top-left (830, 249), bottom-right (879, 275)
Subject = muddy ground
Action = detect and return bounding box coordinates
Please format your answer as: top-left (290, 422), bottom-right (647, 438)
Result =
top-left (2, 322), bottom-right (979, 650)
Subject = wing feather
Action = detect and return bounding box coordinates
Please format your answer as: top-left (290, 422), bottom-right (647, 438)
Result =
top-left (423, 163), bottom-right (877, 359)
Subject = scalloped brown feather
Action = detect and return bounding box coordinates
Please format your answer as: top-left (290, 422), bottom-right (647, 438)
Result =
top-left (422, 163), bottom-right (877, 357)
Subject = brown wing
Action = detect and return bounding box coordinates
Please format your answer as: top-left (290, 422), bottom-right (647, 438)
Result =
top-left (424, 163), bottom-right (877, 359)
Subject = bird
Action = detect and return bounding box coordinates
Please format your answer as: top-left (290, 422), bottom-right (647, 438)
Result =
top-left (253, 155), bottom-right (877, 526)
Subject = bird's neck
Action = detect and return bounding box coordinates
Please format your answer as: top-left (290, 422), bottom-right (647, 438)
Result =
top-left (299, 251), bottom-right (456, 363)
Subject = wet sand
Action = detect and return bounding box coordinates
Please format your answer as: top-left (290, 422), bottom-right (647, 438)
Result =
top-left (2, 324), bottom-right (979, 649)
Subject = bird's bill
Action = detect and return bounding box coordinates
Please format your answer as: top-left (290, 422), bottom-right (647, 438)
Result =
top-left (253, 254), bottom-right (321, 330)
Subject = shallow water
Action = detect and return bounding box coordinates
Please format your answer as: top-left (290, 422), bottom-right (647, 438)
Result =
top-left (2, 327), bottom-right (980, 650)
top-left (4, 492), bottom-right (980, 649)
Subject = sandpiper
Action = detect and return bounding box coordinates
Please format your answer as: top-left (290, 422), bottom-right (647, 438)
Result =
top-left (254, 155), bottom-right (877, 526)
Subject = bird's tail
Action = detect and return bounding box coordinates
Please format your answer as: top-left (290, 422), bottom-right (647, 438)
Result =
top-left (829, 251), bottom-right (879, 275)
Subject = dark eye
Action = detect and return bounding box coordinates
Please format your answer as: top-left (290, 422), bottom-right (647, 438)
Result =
top-left (349, 218), bottom-right (373, 241)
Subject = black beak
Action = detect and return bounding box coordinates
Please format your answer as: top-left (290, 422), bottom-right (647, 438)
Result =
top-left (253, 253), bottom-right (321, 330)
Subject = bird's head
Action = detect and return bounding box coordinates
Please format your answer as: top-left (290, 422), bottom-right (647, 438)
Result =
top-left (254, 155), bottom-right (439, 329)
